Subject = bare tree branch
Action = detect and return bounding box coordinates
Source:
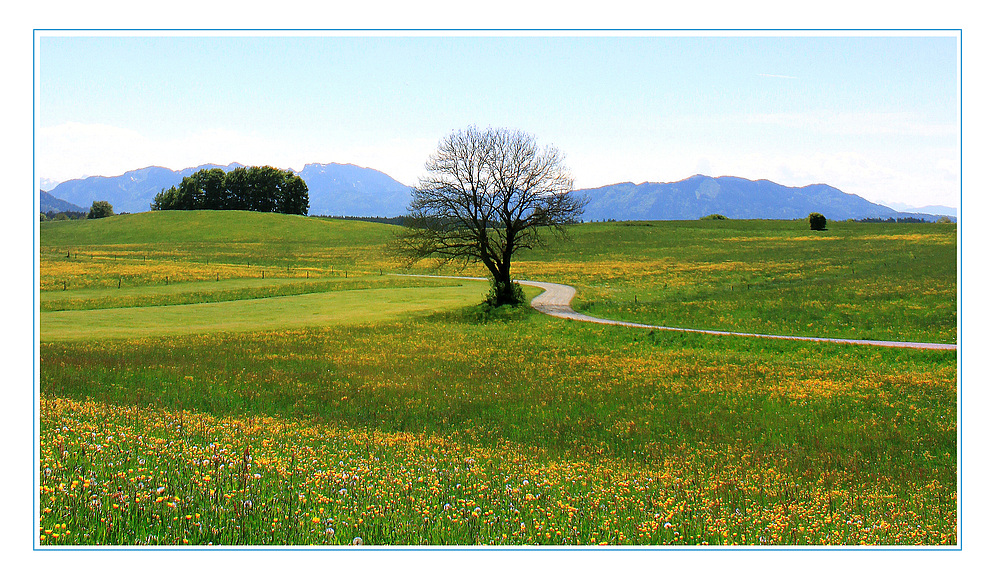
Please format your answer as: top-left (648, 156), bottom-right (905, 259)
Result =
top-left (395, 126), bottom-right (586, 305)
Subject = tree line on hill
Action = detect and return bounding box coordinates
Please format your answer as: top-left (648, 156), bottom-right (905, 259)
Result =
top-left (40, 200), bottom-right (118, 221)
top-left (40, 210), bottom-right (88, 221)
top-left (313, 215), bottom-right (410, 225)
top-left (853, 216), bottom-right (951, 224)
top-left (150, 166), bottom-right (309, 215)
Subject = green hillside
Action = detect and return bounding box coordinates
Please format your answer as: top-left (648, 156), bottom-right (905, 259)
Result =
top-left (39, 211), bottom-right (403, 296)
top-left (40, 209), bottom-right (396, 246)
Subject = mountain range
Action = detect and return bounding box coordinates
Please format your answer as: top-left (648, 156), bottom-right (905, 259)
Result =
top-left (41, 163), bottom-right (955, 222)
top-left (44, 162), bottom-right (412, 217)
top-left (45, 163), bottom-right (244, 215)
top-left (577, 176), bottom-right (953, 222)
top-left (886, 202), bottom-right (958, 217)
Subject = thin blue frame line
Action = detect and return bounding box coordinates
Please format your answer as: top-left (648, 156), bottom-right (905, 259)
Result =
top-left (956, 30), bottom-right (965, 551)
top-left (32, 27), bottom-right (962, 32)
top-left (32, 28), bottom-right (38, 554)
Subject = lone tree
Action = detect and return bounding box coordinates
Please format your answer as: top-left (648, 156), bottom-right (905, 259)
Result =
top-left (87, 200), bottom-right (114, 219)
top-left (808, 212), bottom-right (827, 231)
top-left (398, 126), bottom-right (585, 306)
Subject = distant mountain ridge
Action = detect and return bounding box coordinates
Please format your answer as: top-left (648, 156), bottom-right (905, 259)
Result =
top-left (577, 175), bottom-right (951, 222)
top-left (42, 165), bottom-right (954, 222)
top-left (45, 162), bottom-right (412, 217)
top-left (40, 190), bottom-right (88, 214)
top-left (46, 163), bottom-right (243, 215)
top-left (296, 162), bottom-right (412, 217)
top-left (887, 203), bottom-right (957, 218)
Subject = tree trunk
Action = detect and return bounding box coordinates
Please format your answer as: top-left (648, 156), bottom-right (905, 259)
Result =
top-left (489, 260), bottom-right (520, 306)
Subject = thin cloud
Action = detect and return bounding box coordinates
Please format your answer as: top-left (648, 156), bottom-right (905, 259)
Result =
top-left (759, 73), bottom-right (798, 79)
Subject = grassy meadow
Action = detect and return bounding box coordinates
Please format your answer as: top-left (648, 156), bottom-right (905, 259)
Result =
top-left (515, 219), bottom-right (957, 344)
top-left (38, 211), bottom-right (958, 546)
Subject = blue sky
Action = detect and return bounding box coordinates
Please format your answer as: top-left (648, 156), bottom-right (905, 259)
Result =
top-left (37, 33), bottom-right (959, 208)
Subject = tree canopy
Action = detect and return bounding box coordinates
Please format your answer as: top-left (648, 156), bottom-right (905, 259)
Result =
top-left (809, 212), bottom-right (827, 231)
top-left (151, 166), bottom-right (309, 215)
top-left (397, 126), bottom-right (585, 306)
top-left (87, 200), bottom-right (114, 219)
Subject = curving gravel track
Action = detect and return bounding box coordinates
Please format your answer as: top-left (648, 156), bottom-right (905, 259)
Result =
top-left (394, 274), bottom-right (958, 351)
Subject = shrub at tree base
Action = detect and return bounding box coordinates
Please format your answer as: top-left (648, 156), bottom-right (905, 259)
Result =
top-left (809, 212), bottom-right (827, 231)
top-left (151, 166), bottom-right (309, 215)
top-left (486, 279), bottom-right (526, 308)
top-left (700, 214), bottom-right (727, 220)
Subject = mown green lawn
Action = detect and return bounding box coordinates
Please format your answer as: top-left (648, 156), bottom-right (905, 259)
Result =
top-left (40, 281), bottom-right (490, 341)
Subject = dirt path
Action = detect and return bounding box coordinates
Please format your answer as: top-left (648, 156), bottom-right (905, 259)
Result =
top-left (395, 274), bottom-right (958, 351)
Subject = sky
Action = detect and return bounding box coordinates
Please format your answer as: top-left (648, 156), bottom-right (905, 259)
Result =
top-left (36, 32), bottom-right (960, 209)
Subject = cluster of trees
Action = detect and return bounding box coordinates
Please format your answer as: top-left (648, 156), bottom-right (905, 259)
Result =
top-left (40, 201), bottom-right (116, 221)
top-left (151, 166), bottom-right (309, 215)
top-left (40, 211), bottom-right (87, 221)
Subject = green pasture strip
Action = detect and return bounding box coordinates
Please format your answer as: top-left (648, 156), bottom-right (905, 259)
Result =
top-left (40, 275), bottom-right (457, 312)
top-left (40, 282), bottom-right (487, 342)
top-left (41, 312), bottom-right (956, 545)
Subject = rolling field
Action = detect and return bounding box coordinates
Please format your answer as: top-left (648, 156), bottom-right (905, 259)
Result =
top-left (515, 219), bottom-right (957, 344)
top-left (37, 211), bottom-right (958, 546)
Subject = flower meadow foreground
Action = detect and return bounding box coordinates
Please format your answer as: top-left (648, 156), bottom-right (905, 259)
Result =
top-left (38, 215), bottom-right (957, 547)
top-left (39, 393), bottom-right (955, 546)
